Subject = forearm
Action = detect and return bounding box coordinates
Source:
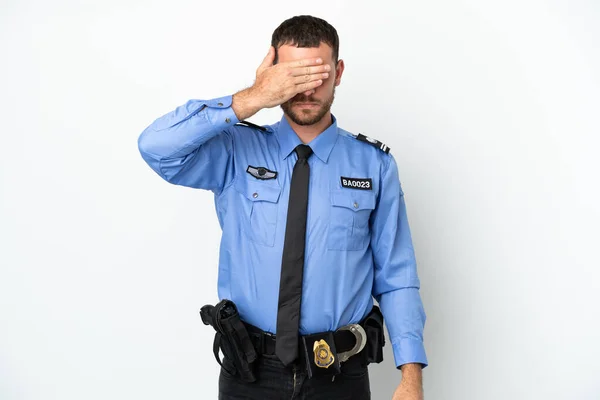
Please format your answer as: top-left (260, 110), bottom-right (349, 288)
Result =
top-left (394, 363), bottom-right (424, 400)
top-left (400, 362), bottom-right (423, 383)
top-left (231, 87), bottom-right (264, 121)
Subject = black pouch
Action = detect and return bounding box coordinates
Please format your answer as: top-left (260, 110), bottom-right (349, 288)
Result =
top-left (200, 299), bottom-right (257, 382)
top-left (301, 331), bottom-right (341, 379)
top-left (361, 306), bottom-right (385, 364)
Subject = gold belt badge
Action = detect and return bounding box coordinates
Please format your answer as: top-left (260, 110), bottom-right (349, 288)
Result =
top-left (313, 339), bottom-right (335, 368)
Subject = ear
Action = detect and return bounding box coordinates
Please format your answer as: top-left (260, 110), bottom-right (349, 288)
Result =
top-left (334, 59), bottom-right (345, 86)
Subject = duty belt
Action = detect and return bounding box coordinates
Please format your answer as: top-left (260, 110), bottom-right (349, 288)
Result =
top-left (242, 306), bottom-right (385, 379)
top-left (244, 322), bottom-right (367, 362)
top-left (201, 300), bottom-right (385, 381)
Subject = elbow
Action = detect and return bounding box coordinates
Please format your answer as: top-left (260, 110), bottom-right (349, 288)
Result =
top-left (137, 126), bottom-right (159, 158)
top-left (137, 124), bottom-right (171, 163)
top-left (137, 127), bottom-right (167, 178)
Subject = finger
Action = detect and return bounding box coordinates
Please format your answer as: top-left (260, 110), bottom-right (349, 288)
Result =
top-left (290, 64), bottom-right (331, 77)
top-left (293, 72), bottom-right (329, 85)
top-left (295, 79), bottom-right (323, 93)
top-left (257, 46), bottom-right (275, 74)
top-left (287, 57), bottom-right (324, 69)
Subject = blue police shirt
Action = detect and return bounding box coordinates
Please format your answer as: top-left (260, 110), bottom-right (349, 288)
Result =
top-left (137, 94), bottom-right (428, 368)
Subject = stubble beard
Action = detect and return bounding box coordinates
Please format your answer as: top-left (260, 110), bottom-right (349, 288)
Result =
top-left (281, 88), bottom-right (336, 126)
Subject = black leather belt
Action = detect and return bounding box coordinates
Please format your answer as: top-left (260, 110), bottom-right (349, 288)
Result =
top-left (243, 322), bottom-right (364, 358)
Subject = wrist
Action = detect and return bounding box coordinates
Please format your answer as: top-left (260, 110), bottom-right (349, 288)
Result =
top-left (400, 363), bottom-right (423, 383)
top-left (400, 363), bottom-right (423, 372)
top-left (232, 87), bottom-right (263, 121)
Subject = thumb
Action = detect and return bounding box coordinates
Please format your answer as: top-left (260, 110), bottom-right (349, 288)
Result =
top-left (257, 46), bottom-right (275, 74)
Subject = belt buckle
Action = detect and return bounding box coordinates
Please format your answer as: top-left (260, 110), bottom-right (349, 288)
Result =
top-left (336, 324), bottom-right (367, 363)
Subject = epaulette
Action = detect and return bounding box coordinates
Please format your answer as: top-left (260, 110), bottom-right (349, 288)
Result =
top-left (235, 120), bottom-right (267, 132)
top-left (354, 133), bottom-right (391, 154)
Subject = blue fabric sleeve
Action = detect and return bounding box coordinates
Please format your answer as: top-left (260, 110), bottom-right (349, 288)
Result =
top-left (370, 155), bottom-right (428, 369)
top-left (137, 95), bottom-right (239, 194)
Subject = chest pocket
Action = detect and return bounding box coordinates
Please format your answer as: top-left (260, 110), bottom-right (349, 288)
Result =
top-left (234, 175), bottom-right (282, 247)
top-left (328, 190), bottom-right (376, 251)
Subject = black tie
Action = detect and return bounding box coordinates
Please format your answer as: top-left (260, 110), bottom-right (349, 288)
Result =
top-left (275, 144), bottom-right (313, 366)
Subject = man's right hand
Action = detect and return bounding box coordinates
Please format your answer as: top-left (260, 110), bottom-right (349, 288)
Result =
top-left (232, 46), bottom-right (330, 120)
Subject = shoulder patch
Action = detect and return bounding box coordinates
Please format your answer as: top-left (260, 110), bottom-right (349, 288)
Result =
top-left (354, 133), bottom-right (390, 154)
top-left (235, 120), bottom-right (267, 132)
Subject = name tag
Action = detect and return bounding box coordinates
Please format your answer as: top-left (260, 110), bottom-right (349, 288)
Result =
top-left (340, 176), bottom-right (372, 190)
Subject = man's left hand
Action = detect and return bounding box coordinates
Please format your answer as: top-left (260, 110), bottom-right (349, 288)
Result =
top-left (392, 363), bottom-right (424, 400)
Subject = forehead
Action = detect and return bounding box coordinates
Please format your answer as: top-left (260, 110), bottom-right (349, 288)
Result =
top-left (277, 42), bottom-right (334, 63)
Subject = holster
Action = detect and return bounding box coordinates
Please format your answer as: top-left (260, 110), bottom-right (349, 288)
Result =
top-left (362, 305), bottom-right (385, 364)
top-left (200, 299), bottom-right (257, 383)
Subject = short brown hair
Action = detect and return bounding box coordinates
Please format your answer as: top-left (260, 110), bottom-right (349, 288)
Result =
top-left (271, 15), bottom-right (339, 64)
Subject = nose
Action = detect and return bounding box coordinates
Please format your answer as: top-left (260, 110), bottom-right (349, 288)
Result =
top-left (302, 89), bottom-right (315, 97)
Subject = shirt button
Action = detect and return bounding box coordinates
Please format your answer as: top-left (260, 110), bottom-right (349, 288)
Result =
top-left (253, 192), bottom-right (258, 198)
top-left (225, 117), bottom-right (231, 123)
top-left (217, 102), bottom-right (224, 106)
top-left (353, 202), bottom-right (358, 208)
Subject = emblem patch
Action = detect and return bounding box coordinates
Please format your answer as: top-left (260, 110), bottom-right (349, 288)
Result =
top-left (246, 165), bottom-right (277, 180)
top-left (341, 176), bottom-right (372, 190)
top-left (313, 339), bottom-right (335, 368)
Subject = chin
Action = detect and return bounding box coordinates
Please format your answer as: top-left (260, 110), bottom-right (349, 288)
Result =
top-left (293, 115), bottom-right (322, 126)
top-left (287, 109), bottom-right (323, 126)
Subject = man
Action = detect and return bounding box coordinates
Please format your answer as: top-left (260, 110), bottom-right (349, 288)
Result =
top-left (138, 15), bottom-right (427, 400)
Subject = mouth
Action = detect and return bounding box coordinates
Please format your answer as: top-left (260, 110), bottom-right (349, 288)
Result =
top-left (293, 102), bottom-right (320, 108)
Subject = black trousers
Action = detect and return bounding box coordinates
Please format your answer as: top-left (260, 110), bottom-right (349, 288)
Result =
top-left (218, 353), bottom-right (371, 400)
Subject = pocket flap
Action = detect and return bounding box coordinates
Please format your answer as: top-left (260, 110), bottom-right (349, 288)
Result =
top-left (235, 176), bottom-right (281, 203)
top-left (330, 190), bottom-right (376, 211)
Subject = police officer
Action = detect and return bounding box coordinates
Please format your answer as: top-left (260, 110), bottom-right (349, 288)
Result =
top-left (138, 15), bottom-right (427, 400)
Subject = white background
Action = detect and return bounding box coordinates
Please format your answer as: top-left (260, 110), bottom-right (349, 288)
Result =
top-left (1, 0), bottom-right (599, 399)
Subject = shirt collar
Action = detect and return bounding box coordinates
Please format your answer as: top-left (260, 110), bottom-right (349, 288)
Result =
top-left (276, 114), bottom-right (339, 163)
